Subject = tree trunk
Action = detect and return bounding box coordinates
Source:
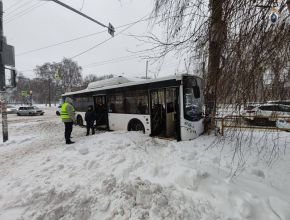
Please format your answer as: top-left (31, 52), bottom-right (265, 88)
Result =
top-left (205, 0), bottom-right (225, 132)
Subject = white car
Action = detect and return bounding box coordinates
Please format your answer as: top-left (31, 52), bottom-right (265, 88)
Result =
top-left (17, 106), bottom-right (42, 116)
top-left (6, 105), bottom-right (17, 114)
top-left (243, 104), bottom-right (290, 126)
top-left (56, 105), bottom-right (62, 116)
top-left (276, 118), bottom-right (290, 131)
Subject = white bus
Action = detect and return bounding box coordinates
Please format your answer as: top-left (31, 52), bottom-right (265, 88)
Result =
top-left (62, 74), bottom-right (204, 141)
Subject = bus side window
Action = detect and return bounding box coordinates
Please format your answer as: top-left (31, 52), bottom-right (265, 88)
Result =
top-left (109, 103), bottom-right (117, 113)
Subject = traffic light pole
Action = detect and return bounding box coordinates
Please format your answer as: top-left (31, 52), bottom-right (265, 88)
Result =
top-left (0, 0), bottom-right (5, 92)
top-left (47, 0), bottom-right (115, 37)
top-left (0, 0), bottom-right (8, 143)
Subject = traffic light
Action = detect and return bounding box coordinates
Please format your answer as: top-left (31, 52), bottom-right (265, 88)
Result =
top-left (10, 69), bottom-right (17, 88)
top-left (30, 90), bottom-right (32, 95)
top-left (108, 23), bottom-right (115, 37)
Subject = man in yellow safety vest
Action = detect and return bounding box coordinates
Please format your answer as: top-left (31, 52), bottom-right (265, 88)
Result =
top-left (61, 97), bottom-right (76, 144)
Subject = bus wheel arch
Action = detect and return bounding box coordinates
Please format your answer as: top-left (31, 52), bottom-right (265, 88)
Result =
top-left (128, 119), bottom-right (145, 133)
top-left (77, 115), bottom-right (83, 126)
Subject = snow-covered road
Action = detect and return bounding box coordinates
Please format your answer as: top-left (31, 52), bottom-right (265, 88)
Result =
top-left (0, 107), bottom-right (290, 220)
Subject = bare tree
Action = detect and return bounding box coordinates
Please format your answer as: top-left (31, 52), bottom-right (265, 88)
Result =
top-left (55, 58), bottom-right (83, 93)
top-left (141, 0), bottom-right (290, 175)
top-left (35, 58), bottom-right (83, 106)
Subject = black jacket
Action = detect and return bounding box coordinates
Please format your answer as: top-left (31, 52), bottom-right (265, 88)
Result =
top-left (85, 105), bottom-right (97, 122)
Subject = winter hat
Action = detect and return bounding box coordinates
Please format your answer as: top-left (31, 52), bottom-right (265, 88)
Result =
top-left (65, 97), bottom-right (73, 104)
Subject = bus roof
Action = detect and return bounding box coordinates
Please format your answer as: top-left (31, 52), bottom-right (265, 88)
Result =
top-left (62, 74), bottom-right (202, 97)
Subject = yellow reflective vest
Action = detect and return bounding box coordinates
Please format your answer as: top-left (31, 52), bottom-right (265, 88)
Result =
top-left (61, 103), bottom-right (75, 119)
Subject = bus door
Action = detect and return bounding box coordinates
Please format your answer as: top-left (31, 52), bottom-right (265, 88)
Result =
top-left (150, 89), bottom-right (166, 137)
top-left (94, 95), bottom-right (108, 129)
top-left (166, 88), bottom-right (179, 138)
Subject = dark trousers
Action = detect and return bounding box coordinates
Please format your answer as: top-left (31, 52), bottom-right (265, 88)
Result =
top-left (86, 121), bottom-right (95, 135)
top-left (64, 122), bottom-right (73, 143)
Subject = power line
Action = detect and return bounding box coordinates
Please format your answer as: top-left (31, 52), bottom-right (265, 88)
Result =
top-left (18, 50), bottom-right (156, 73)
top-left (18, 12), bottom-right (151, 66)
top-left (5, 1), bottom-right (41, 21)
top-left (16, 30), bottom-right (107, 56)
top-left (4, 0), bottom-right (34, 18)
top-left (15, 17), bottom-right (153, 56)
top-left (17, 12), bottom-right (158, 73)
top-left (15, 9), bottom-right (192, 56)
top-left (80, 0), bottom-right (85, 11)
top-left (5, 2), bottom-right (48, 24)
top-left (4, 0), bottom-right (24, 12)
top-left (125, 62), bottom-right (181, 78)
top-left (70, 13), bottom-right (151, 60)
top-left (21, 61), bottom-right (181, 78)
top-left (82, 50), bottom-right (160, 68)
top-left (83, 55), bottom-right (151, 69)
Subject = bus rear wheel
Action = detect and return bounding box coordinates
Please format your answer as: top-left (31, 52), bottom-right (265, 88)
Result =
top-left (129, 120), bottom-right (145, 133)
top-left (77, 116), bottom-right (83, 126)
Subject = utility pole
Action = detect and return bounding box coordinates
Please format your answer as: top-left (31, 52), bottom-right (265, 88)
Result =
top-left (146, 61), bottom-right (148, 79)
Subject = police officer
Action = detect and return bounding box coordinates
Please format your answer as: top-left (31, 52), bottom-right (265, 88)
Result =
top-left (61, 97), bottom-right (76, 144)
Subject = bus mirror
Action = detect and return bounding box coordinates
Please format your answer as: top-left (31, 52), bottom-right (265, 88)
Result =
top-left (193, 85), bottom-right (200, 99)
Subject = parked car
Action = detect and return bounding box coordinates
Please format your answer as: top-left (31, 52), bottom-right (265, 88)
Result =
top-left (266, 100), bottom-right (290, 106)
top-left (242, 104), bottom-right (290, 126)
top-left (6, 105), bottom-right (17, 114)
top-left (276, 118), bottom-right (290, 131)
top-left (17, 106), bottom-right (42, 116)
top-left (31, 106), bottom-right (45, 115)
top-left (244, 102), bottom-right (263, 111)
top-left (56, 105), bottom-right (61, 115)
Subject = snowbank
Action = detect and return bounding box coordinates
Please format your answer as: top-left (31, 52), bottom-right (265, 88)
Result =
top-left (0, 115), bottom-right (290, 219)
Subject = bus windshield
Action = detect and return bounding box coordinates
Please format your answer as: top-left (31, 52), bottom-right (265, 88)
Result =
top-left (184, 77), bottom-right (203, 121)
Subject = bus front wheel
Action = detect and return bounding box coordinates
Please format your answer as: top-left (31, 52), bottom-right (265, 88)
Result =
top-left (129, 120), bottom-right (145, 133)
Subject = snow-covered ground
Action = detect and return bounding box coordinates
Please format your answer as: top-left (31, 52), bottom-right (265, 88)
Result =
top-left (0, 107), bottom-right (290, 220)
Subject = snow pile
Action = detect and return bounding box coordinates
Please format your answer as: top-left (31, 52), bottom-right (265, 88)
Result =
top-left (0, 116), bottom-right (290, 219)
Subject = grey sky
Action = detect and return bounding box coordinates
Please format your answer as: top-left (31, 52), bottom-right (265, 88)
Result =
top-left (3, 0), bottom-right (181, 80)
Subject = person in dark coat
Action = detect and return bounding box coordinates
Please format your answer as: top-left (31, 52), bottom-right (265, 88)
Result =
top-left (85, 105), bottom-right (96, 136)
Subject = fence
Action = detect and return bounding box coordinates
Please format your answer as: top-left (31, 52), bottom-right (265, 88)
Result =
top-left (221, 115), bottom-right (290, 136)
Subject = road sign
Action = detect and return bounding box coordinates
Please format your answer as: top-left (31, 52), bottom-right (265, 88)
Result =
top-left (55, 74), bottom-right (60, 80)
top-left (21, 91), bottom-right (27, 96)
top-left (28, 98), bottom-right (32, 101)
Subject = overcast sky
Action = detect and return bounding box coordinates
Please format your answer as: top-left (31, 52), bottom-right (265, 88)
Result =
top-left (3, 0), bottom-right (181, 80)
